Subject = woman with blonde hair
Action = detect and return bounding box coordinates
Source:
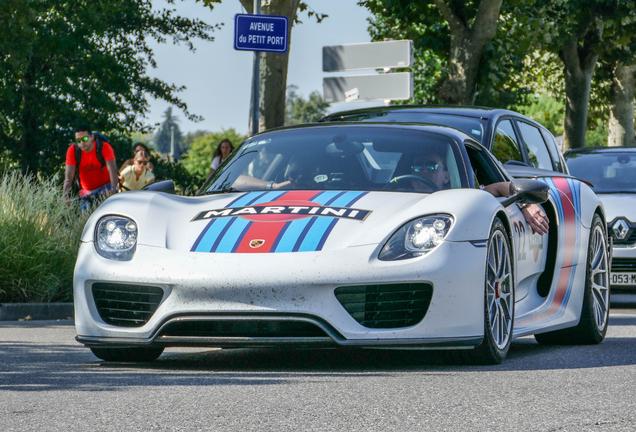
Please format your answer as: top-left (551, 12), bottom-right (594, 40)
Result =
top-left (119, 150), bottom-right (155, 191)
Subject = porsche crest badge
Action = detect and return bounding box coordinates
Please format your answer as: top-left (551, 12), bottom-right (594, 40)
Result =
top-left (249, 239), bottom-right (265, 248)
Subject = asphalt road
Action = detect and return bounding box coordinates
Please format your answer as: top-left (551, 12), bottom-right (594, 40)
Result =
top-left (1, 311), bottom-right (636, 432)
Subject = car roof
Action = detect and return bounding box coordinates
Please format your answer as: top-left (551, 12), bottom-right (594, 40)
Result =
top-left (321, 104), bottom-right (532, 122)
top-left (254, 120), bottom-right (478, 143)
top-left (565, 146), bottom-right (636, 157)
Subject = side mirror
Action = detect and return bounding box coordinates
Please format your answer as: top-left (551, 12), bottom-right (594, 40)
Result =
top-left (501, 179), bottom-right (549, 207)
top-left (142, 180), bottom-right (175, 194)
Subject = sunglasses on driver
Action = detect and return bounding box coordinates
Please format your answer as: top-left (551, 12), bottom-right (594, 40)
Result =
top-left (412, 161), bottom-right (443, 173)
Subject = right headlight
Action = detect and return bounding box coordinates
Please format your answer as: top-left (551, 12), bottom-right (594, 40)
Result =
top-left (379, 215), bottom-right (454, 261)
top-left (95, 216), bottom-right (138, 261)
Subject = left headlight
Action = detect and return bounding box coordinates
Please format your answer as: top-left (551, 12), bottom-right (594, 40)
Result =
top-left (95, 216), bottom-right (137, 261)
top-left (379, 215), bottom-right (454, 261)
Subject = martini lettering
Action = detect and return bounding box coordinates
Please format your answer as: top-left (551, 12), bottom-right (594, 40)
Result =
top-left (192, 205), bottom-right (371, 222)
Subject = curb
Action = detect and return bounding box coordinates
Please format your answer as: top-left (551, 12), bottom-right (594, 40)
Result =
top-left (0, 303), bottom-right (74, 321)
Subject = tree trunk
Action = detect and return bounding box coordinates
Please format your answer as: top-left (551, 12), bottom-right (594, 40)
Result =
top-left (241, 0), bottom-right (300, 133)
top-left (561, 40), bottom-right (599, 151)
top-left (433, 0), bottom-right (503, 105)
top-left (608, 62), bottom-right (636, 147)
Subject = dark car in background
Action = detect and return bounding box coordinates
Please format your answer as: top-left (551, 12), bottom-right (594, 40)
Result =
top-left (321, 105), bottom-right (569, 175)
top-left (565, 147), bottom-right (636, 300)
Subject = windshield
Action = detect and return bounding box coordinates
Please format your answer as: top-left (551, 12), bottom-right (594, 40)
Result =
top-left (327, 112), bottom-right (487, 144)
top-left (566, 151), bottom-right (636, 193)
top-left (200, 126), bottom-right (470, 195)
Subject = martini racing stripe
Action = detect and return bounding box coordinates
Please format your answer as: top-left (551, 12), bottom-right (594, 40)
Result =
top-left (233, 190), bottom-right (320, 253)
top-left (191, 190), bottom-right (368, 253)
top-left (515, 177), bottom-right (581, 332)
top-left (297, 191), bottom-right (369, 252)
top-left (191, 191), bottom-right (286, 252)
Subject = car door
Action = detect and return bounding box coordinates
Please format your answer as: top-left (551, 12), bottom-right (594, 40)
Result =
top-left (466, 141), bottom-right (550, 303)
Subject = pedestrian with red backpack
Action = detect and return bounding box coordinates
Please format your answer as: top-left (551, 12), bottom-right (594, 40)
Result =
top-left (63, 124), bottom-right (118, 211)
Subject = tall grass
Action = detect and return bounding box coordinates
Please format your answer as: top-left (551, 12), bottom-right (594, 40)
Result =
top-left (0, 171), bottom-right (90, 302)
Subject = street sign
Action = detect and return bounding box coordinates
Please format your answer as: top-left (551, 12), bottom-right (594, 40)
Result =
top-left (323, 40), bottom-right (413, 72)
top-left (234, 14), bottom-right (289, 53)
top-left (323, 73), bottom-right (413, 103)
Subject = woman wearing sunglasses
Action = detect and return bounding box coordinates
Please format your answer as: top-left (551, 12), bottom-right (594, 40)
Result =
top-left (118, 150), bottom-right (155, 191)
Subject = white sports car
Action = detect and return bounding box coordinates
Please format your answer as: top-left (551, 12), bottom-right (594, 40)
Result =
top-left (74, 123), bottom-right (610, 364)
top-left (565, 147), bottom-right (636, 301)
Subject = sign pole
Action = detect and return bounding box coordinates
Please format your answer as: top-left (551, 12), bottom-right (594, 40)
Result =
top-left (250, 1), bottom-right (262, 136)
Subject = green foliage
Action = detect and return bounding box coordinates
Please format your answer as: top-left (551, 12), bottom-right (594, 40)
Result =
top-left (360, 0), bottom-right (535, 108)
top-left (181, 128), bottom-right (247, 178)
top-left (0, 0), bottom-right (217, 177)
top-left (285, 86), bottom-right (330, 125)
top-left (182, 130), bottom-right (211, 152)
top-left (517, 95), bottom-right (565, 136)
top-left (0, 171), bottom-right (90, 302)
top-left (131, 131), bottom-right (154, 148)
top-left (152, 158), bottom-right (205, 196)
top-left (586, 120), bottom-right (609, 147)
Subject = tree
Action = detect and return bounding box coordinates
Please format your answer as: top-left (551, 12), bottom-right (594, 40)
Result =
top-left (182, 129), bottom-right (212, 152)
top-left (154, 107), bottom-right (184, 159)
top-left (181, 128), bottom-right (247, 177)
top-left (285, 85), bottom-right (329, 125)
top-left (361, 0), bottom-right (505, 105)
top-left (200, 1), bottom-right (326, 133)
top-left (607, 62), bottom-right (636, 146)
top-left (0, 0), bottom-right (217, 175)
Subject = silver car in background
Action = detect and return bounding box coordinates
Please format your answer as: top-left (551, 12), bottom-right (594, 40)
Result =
top-left (565, 147), bottom-right (636, 300)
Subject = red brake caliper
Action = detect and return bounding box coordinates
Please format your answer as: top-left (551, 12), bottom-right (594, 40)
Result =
top-left (494, 281), bottom-right (500, 299)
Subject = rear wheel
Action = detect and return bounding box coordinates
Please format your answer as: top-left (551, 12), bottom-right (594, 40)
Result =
top-left (90, 347), bottom-right (164, 362)
top-left (535, 214), bottom-right (609, 345)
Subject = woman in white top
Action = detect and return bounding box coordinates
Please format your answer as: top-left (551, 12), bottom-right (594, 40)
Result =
top-left (119, 150), bottom-right (155, 191)
top-left (209, 139), bottom-right (235, 176)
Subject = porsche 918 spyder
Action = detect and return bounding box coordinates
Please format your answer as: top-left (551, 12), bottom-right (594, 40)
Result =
top-left (74, 123), bottom-right (610, 364)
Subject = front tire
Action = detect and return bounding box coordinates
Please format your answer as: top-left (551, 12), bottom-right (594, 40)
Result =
top-left (535, 214), bottom-right (609, 345)
top-left (452, 218), bottom-right (514, 365)
top-left (90, 347), bottom-right (164, 362)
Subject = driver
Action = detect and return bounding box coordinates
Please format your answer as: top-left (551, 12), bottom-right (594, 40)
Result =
top-left (411, 153), bottom-right (450, 191)
top-left (408, 149), bottom-right (549, 235)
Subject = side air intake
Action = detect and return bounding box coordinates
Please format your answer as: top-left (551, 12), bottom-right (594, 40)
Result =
top-left (334, 283), bottom-right (433, 329)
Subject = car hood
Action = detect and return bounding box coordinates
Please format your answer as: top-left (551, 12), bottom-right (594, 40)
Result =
top-left (83, 189), bottom-right (502, 253)
top-left (597, 193), bottom-right (636, 222)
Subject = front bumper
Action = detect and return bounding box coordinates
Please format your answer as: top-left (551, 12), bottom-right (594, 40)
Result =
top-left (74, 240), bottom-right (488, 349)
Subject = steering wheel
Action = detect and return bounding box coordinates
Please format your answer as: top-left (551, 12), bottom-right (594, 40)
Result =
top-left (389, 174), bottom-right (440, 192)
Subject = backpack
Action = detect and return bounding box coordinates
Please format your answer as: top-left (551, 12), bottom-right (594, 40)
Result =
top-left (72, 132), bottom-right (107, 191)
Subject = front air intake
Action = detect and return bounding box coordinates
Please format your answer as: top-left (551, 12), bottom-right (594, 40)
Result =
top-left (92, 283), bottom-right (164, 327)
top-left (334, 283), bottom-right (433, 329)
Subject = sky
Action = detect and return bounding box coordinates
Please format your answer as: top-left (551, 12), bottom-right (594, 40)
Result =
top-left (147, 1), bottom-right (386, 135)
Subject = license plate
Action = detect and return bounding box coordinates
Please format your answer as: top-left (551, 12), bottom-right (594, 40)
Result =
top-left (611, 273), bottom-right (636, 286)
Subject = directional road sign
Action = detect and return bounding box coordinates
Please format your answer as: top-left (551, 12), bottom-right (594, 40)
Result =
top-left (323, 73), bottom-right (413, 103)
top-left (323, 40), bottom-right (413, 72)
top-left (234, 14), bottom-right (289, 53)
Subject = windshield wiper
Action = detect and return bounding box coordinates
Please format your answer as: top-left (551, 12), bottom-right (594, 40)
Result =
top-left (204, 187), bottom-right (239, 195)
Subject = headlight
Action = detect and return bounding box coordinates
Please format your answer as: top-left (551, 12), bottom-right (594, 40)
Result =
top-left (95, 216), bottom-right (137, 261)
top-left (379, 215), bottom-right (454, 261)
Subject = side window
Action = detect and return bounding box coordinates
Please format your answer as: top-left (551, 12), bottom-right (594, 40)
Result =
top-left (517, 121), bottom-right (554, 170)
top-left (540, 129), bottom-right (566, 173)
top-left (492, 119), bottom-right (523, 164)
top-left (466, 144), bottom-right (506, 189)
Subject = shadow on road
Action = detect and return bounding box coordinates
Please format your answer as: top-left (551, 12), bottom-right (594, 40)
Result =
top-left (0, 315), bottom-right (634, 392)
